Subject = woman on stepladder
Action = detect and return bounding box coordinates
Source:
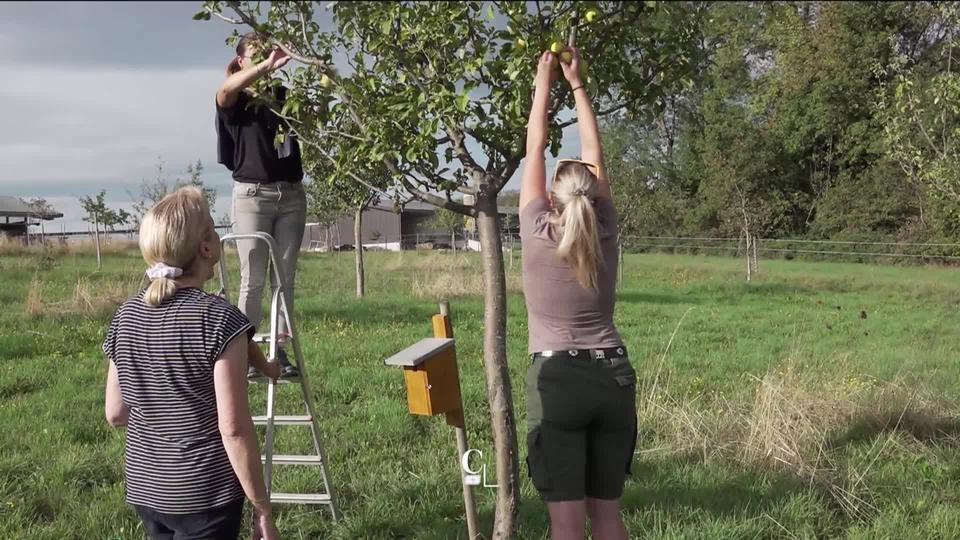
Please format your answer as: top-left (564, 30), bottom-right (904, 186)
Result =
top-left (520, 48), bottom-right (636, 540)
top-left (216, 32), bottom-right (305, 379)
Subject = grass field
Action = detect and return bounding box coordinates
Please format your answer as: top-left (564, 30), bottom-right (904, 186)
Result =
top-left (3, 245), bottom-right (960, 539)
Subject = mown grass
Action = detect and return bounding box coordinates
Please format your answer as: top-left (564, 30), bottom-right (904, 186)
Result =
top-left (2, 246), bottom-right (960, 539)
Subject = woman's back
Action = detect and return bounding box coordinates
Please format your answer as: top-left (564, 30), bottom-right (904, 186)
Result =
top-left (520, 196), bottom-right (622, 354)
top-left (103, 287), bottom-right (252, 513)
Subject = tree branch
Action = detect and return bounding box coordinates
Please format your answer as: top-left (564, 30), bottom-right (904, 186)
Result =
top-left (383, 159), bottom-right (475, 215)
top-left (212, 12), bottom-right (243, 24)
top-left (446, 127), bottom-right (486, 176)
top-left (465, 128), bottom-right (514, 163)
top-left (557, 101), bottom-right (631, 129)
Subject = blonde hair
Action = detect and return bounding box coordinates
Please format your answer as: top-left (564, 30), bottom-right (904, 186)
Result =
top-left (550, 163), bottom-right (602, 289)
top-left (139, 187), bottom-right (211, 306)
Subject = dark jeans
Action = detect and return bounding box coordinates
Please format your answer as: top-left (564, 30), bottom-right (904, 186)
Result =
top-left (134, 499), bottom-right (244, 540)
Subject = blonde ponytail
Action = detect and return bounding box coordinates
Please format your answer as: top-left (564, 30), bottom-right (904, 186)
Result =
top-left (145, 277), bottom-right (178, 307)
top-left (551, 163), bottom-right (602, 289)
top-left (139, 187), bottom-right (211, 306)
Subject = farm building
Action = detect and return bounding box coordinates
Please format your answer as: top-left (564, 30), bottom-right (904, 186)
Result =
top-left (301, 201), bottom-right (519, 252)
top-left (0, 196), bottom-right (63, 239)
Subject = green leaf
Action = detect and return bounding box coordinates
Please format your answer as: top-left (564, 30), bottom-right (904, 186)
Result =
top-left (487, 4), bottom-right (495, 20)
top-left (456, 94), bottom-right (470, 112)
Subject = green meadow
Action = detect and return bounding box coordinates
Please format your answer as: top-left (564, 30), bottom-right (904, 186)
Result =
top-left (3, 246), bottom-right (960, 539)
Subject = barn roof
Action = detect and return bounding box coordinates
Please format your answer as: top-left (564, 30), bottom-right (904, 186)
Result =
top-left (0, 196), bottom-right (63, 220)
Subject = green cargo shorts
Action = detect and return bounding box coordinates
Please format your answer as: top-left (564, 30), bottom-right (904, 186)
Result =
top-left (525, 353), bottom-right (638, 502)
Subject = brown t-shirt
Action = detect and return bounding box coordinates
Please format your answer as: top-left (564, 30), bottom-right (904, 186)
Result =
top-left (520, 196), bottom-right (623, 354)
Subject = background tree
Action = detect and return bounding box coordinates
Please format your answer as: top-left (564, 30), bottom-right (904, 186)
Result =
top-left (79, 190), bottom-right (125, 270)
top-left (21, 198), bottom-right (57, 243)
top-left (130, 158), bottom-right (217, 229)
top-left (876, 3), bottom-right (960, 237)
top-left (429, 207), bottom-right (467, 254)
top-left (303, 145), bottom-right (381, 298)
top-left (197, 1), bottom-right (703, 535)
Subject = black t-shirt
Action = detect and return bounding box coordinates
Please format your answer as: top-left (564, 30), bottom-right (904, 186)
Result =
top-left (216, 90), bottom-right (304, 184)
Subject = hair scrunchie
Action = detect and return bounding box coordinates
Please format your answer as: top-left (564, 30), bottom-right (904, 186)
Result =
top-left (146, 262), bottom-right (183, 280)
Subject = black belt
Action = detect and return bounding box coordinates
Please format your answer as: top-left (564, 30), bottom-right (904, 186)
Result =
top-left (531, 346), bottom-right (627, 362)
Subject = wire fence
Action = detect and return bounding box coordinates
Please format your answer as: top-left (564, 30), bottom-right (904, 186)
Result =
top-left (619, 235), bottom-right (960, 264)
top-left (22, 223), bottom-right (960, 266)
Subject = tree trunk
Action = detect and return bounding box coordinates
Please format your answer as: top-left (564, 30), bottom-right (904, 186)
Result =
top-left (94, 212), bottom-right (102, 271)
top-left (355, 204), bottom-right (365, 298)
top-left (475, 195), bottom-right (519, 539)
top-left (452, 230), bottom-right (457, 255)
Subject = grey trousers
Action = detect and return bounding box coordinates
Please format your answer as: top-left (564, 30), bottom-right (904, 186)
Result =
top-left (231, 181), bottom-right (306, 335)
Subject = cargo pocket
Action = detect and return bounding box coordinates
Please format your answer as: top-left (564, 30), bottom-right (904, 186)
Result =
top-left (526, 426), bottom-right (552, 491)
top-left (613, 362), bottom-right (637, 388)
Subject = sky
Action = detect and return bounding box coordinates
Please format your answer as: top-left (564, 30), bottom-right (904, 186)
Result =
top-left (0, 1), bottom-right (580, 232)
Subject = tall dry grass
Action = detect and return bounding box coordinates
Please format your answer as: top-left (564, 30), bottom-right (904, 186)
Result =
top-left (637, 310), bottom-right (960, 522)
top-left (0, 236), bottom-right (138, 256)
top-left (23, 275), bottom-right (142, 319)
top-left (639, 362), bottom-right (959, 521)
top-left (403, 253), bottom-right (522, 299)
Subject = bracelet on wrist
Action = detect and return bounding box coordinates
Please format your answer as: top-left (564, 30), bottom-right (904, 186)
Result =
top-left (570, 85), bottom-right (585, 94)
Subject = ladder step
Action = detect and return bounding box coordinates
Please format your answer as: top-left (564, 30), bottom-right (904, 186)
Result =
top-left (247, 376), bottom-right (300, 385)
top-left (262, 454), bottom-right (325, 465)
top-left (253, 333), bottom-right (290, 345)
top-left (270, 492), bottom-right (332, 505)
top-left (252, 415), bottom-right (312, 426)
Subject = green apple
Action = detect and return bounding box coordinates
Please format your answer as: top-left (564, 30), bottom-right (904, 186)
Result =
top-left (550, 41), bottom-right (565, 54)
top-left (515, 38), bottom-right (527, 49)
top-left (585, 9), bottom-right (598, 23)
top-left (320, 74), bottom-right (333, 88)
top-left (560, 50), bottom-right (573, 64)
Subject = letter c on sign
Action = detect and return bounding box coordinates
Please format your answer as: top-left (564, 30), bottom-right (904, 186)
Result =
top-left (461, 449), bottom-right (482, 476)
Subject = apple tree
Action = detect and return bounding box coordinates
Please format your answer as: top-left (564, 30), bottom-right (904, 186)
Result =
top-left (197, 1), bottom-right (703, 536)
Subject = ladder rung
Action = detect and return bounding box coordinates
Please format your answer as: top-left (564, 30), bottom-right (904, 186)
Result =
top-left (270, 492), bottom-right (332, 505)
top-left (247, 376), bottom-right (300, 385)
top-left (253, 333), bottom-right (290, 345)
top-left (252, 415), bottom-right (313, 426)
top-left (262, 454), bottom-right (325, 465)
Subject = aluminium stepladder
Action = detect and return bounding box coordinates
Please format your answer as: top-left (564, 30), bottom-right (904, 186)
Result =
top-left (217, 232), bottom-right (339, 521)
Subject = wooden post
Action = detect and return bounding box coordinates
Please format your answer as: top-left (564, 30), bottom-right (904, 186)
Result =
top-left (745, 231), bottom-right (752, 282)
top-left (751, 234), bottom-right (759, 275)
top-left (433, 301), bottom-right (480, 540)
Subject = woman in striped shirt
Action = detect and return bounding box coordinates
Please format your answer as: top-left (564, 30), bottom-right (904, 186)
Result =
top-left (103, 187), bottom-right (279, 540)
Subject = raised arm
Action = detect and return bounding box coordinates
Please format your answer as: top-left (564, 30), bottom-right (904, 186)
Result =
top-left (519, 51), bottom-right (559, 211)
top-left (216, 48), bottom-right (290, 109)
top-left (559, 47), bottom-right (611, 200)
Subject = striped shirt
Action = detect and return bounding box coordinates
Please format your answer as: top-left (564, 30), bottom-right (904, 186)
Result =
top-left (103, 287), bottom-right (253, 514)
